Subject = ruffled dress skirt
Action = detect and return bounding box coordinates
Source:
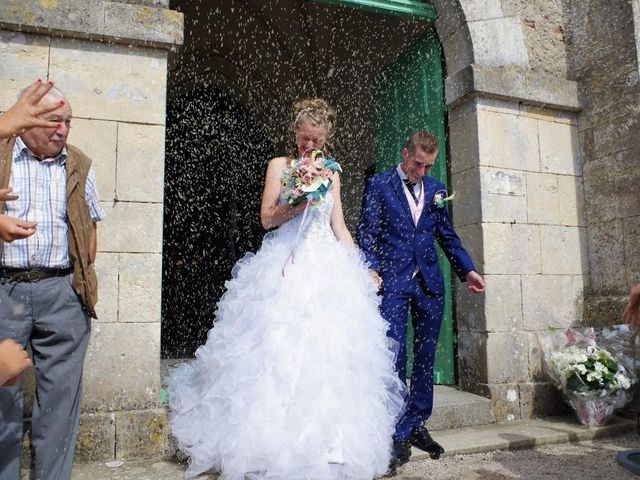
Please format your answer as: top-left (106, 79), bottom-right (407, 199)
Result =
top-left (167, 198), bottom-right (405, 480)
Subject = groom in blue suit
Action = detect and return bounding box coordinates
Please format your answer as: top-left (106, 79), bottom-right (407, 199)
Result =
top-left (356, 131), bottom-right (485, 473)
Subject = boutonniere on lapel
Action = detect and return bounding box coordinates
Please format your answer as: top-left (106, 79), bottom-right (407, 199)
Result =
top-left (433, 189), bottom-right (455, 208)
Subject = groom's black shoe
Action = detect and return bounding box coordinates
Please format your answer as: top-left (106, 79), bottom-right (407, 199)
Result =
top-left (410, 427), bottom-right (444, 460)
top-left (385, 441), bottom-right (411, 476)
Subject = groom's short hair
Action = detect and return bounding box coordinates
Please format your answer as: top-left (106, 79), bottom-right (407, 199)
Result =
top-left (404, 131), bottom-right (438, 154)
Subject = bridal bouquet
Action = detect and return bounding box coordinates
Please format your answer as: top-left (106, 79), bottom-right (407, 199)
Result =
top-left (540, 326), bottom-right (637, 427)
top-left (281, 149), bottom-right (342, 206)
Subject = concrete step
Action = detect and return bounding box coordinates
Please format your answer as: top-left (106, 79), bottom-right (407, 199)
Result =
top-left (415, 414), bottom-right (636, 461)
top-left (426, 385), bottom-right (495, 431)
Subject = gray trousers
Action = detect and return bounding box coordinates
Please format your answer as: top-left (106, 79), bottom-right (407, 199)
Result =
top-left (0, 274), bottom-right (91, 480)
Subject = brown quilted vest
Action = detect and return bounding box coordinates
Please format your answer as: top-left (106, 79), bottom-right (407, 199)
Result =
top-left (0, 138), bottom-right (99, 318)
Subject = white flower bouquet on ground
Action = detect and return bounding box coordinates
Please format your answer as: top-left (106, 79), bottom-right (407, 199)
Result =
top-left (540, 326), bottom-right (639, 427)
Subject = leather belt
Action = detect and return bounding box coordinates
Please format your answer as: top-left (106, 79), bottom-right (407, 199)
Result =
top-left (0, 267), bottom-right (73, 282)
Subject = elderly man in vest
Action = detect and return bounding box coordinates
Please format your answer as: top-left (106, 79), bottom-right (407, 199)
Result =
top-left (0, 85), bottom-right (105, 480)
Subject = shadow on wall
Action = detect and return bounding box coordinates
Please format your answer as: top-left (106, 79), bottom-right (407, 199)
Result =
top-left (161, 85), bottom-right (276, 358)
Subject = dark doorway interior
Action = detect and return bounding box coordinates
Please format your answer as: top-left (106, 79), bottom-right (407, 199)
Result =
top-left (161, 85), bottom-right (275, 358)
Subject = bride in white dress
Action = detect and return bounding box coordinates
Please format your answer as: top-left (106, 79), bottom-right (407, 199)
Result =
top-left (167, 98), bottom-right (405, 480)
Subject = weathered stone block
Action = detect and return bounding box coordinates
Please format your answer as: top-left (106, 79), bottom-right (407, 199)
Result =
top-left (583, 152), bottom-right (640, 224)
top-left (103, 1), bottom-right (184, 47)
top-left (521, 274), bottom-right (584, 330)
top-left (481, 167), bottom-right (527, 224)
top-left (467, 17), bottom-right (529, 68)
top-left (459, 0), bottom-right (504, 22)
top-left (119, 253), bottom-right (162, 323)
top-left (21, 366), bottom-right (35, 418)
top-left (457, 274), bottom-right (522, 333)
top-left (592, 116), bottom-right (640, 161)
top-left (76, 411), bottom-right (116, 463)
top-left (49, 38), bottom-right (168, 124)
top-left (519, 382), bottom-right (569, 419)
top-left (115, 409), bottom-right (167, 460)
top-left (477, 109), bottom-right (540, 172)
top-left (455, 223), bottom-right (484, 270)
top-left (0, 31), bottom-right (49, 109)
top-left (440, 24), bottom-right (474, 77)
top-left (82, 322), bottom-right (160, 412)
top-left (458, 382), bottom-right (522, 423)
top-left (520, 105), bottom-right (577, 126)
top-left (68, 118), bottom-right (118, 202)
top-left (116, 124), bottom-right (165, 203)
top-left (586, 219), bottom-right (627, 293)
top-left (449, 107), bottom-right (479, 175)
top-left (0, 0), bottom-right (182, 49)
top-left (623, 214), bottom-right (640, 286)
top-left (98, 202), bottom-right (163, 253)
top-left (450, 167), bottom-right (481, 226)
top-left (458, 331), bottom-right (529, 385)
top-left (525, 72), bottom-right (581, 111)
top-left (433, 0), bottom-right (467, 41)
top-left (583, 293), bottom-right (628, 326)
top-left (94, 253), bottom-right (119, 323)
top-left (482, 223), bottom-right (541, 275)
top-left (477, 97), bottom-right (521, 116)
top-left (557, 174), bottom-right (585, 226)
top-left (539, 225), bottom-right (587, 275)
top-left (539, 121), bottom-right (581, 175)
top-left (526, 172), bottom-right (560, 225)
top-left (0, 0), bottom-right (104, 39)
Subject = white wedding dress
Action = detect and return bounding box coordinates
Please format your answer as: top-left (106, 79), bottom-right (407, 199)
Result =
top-left (167, 190), bottom-right (405, 480)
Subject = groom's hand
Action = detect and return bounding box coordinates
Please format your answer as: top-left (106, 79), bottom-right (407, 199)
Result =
top-left (466, 271), bottom-right (486, 294)
top-left (368, 270), bottom-right (383, 292)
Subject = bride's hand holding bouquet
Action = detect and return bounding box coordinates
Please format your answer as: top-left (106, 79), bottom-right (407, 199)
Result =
top-left (281, 149), bottom-right (342, 207)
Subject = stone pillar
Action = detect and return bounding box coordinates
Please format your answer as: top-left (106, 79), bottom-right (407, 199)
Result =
top-left (444, 65), bottom-right (585, 421)
top-left (0, 0), bottom-right (182, 461)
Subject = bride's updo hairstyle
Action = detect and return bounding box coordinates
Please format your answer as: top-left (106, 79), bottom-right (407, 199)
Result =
top-left (290, 98), bottom-right (336, 157)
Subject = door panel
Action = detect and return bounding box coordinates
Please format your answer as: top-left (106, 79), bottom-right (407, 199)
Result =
top-left (373, 27), bottom-right (455, 384)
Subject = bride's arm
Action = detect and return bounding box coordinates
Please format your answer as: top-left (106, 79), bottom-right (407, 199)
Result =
top-left (329, 172), bottom-right (354, 247)
top-left (260, 156), bottom-right (307, 229)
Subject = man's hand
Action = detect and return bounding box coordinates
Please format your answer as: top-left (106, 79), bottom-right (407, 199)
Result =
top-left (0, 79), bottom-right (61, 140)
top-left (0, 214), bottom-right (36, 242)
top-left (0, 339), bottom-right (32, 387)
top-left (623, 284), bottom-right (640, 327)
top-left (368, 269), bottom-right (383, 292)
top-left (0, 187), bottom-right (18, 202)
top-left (466, 271), bottom-right (486, 294)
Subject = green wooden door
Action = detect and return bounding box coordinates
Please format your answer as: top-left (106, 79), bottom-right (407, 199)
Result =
top-left (373, 27), bottom-right (454, 384)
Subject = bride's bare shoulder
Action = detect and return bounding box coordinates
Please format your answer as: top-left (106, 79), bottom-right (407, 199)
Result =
top-left (268, 156), bottom-right (289, 168)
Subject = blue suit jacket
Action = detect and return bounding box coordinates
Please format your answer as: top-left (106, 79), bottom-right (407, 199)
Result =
top-left (356, 167), bottom-right (475, 295)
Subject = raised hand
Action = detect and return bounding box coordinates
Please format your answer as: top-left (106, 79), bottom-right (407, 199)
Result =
top-left (0, 79), bottom-right (62, 140)
top-left (466, 270), bottom-right (486, 294)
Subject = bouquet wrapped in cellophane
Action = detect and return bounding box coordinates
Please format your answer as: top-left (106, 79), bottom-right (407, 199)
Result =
top-left (540, 325), bottom-right (639, 427)
top-left (281, 149), bottom-right (342, 206)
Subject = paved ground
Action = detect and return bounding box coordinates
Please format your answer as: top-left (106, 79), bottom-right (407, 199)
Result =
top-left (22, 417), bottom-right (640, 479)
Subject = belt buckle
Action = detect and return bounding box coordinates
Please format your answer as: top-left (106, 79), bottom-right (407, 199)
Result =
top-left (25, 270), bottom-right (42, 282)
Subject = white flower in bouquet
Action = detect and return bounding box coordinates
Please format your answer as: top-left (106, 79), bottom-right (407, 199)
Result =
top-left (548, 344), bottom-right (631, 395)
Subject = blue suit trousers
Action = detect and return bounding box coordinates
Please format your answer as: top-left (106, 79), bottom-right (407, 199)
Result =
top-left (381, 273), bottom-right (444, 442)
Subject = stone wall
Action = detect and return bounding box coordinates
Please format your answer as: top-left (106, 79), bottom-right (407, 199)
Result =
top-left (563, 0), bottom-right (640, 322)
top-left (0, 0), bottom-right (182, 462)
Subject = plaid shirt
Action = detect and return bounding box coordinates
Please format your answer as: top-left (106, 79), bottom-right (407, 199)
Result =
top-left (1, 137), bottom-right (106, 269)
